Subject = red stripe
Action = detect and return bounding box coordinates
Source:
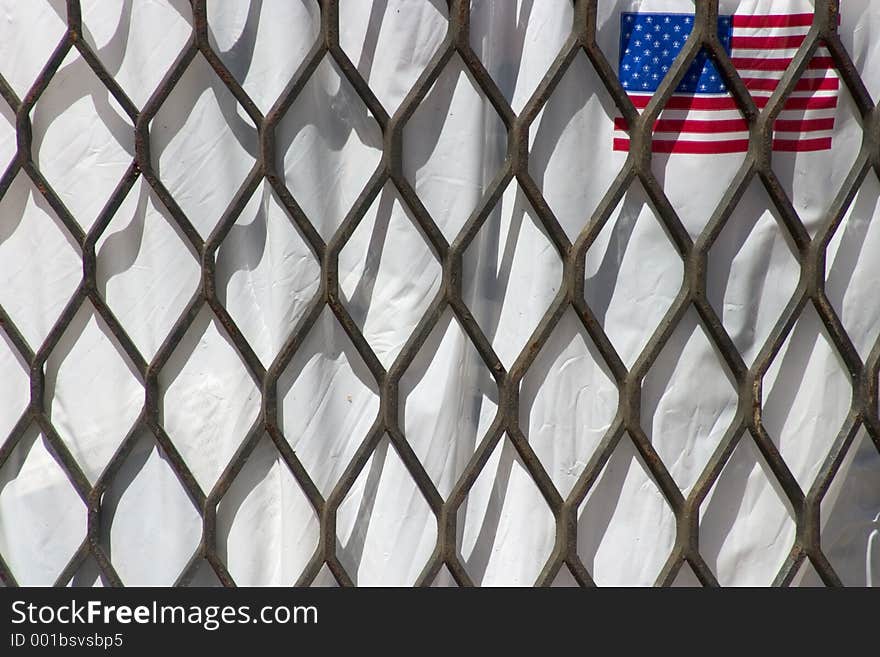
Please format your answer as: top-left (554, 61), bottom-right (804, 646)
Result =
top-left (614, 138), bottom-right (750, 154)
top-left (628, 94), bottom-right (838, 111)
top-left (773, 117), bottom-right (835, 132)
top-left (614, 117), bottom-right (834, 134)
top-left (731, 14), bottom-right (815, 28)
top-left (732, 56), bottom-right (835, 72)
top-left (731, 13), bottom-right (839, 28)
top-left (730, 34), bottom-right (808, 49)
top-left (613, 137), bottom-right (832, 154)
top-left (772, 137), bottom-right (832, 151)
top-left (778, 96), bottom-right (838, 110)
top-left (744, 77), bottom-right (839, 92)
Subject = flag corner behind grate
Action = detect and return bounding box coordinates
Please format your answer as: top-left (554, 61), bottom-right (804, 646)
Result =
top-left (613, 11), bottom-right (839, 155)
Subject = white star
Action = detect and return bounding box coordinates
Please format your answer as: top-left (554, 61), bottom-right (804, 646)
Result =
top-left (636, 24), bottom-right (643, 31)
top-left (674, 24), bottom-right (681, 32)
top-left (685, 17), bottom-right (691, 24)
top-left (623, 64), bottom-right (630, 71)
top-left (633, 72), bottom-right (640, 79)
top-left (635, 39), bottom-right (641, 46)
top-left (646, 16), bottom-right (653, 23)
top-left (634, 56), bottom-right (641, 62)
top-left (623, 80), bottom-right (630, 88)
top-left (664, 16), bottom-right (671, 23)
top-left (673, 40), bottom-right (680, 48)
top-left (663, 34), bottom-right (670, 41)
top-left (642, 81), bottom-right (650, 89)
top-left (643, 64), bottom-right (650, 72)
top-left (652, 73), bottom-right (660, 80)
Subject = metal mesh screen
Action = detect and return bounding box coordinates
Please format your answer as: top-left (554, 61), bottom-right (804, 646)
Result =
top-left (0, 0), bottom-right (878, 587)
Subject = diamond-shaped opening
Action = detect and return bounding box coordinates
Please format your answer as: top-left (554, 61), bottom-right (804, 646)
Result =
top-left (336, 436), bottom-right (437, 586)
top-left (520, 308), bottom-right (618, 498)
top-left (99, 430), bottom-right (201, 585)
top-left (0, 171), bottom-right (81, 350)
top-left (207, 0), bottom-right (320, 114)
top-left (0, 328), bottom-right (29, 441)
top-left (310, 564), bottom-right (340, 587)
top-left (0, 2), bottom-right (67, 99)
top-left (825, 172), bottom-right (880, 361)
top-left (470, 0), bottom-right (573, 114)
top-left (46, 301), bottom-right (143, 483)
top-left (403, 52), bottom-right (507, 243)
top-left (647, 48), bottom-right (750, 239)
top-left (770, 42), bottom-right (862, 238)
top-left (96, 178), bottom-right (200, 363)
top-left (700, 436), bottom-right (796, 586)
top-left (339, 0), bottom-right (448, 115)
top-left (458, 436), bottom-right (555, 586)
top-left (80, 0), bottom-right (193, 110)
top-left (0, 99), bottom-right (15, 171)
top-left (278, 307), bottom-right (379, 498)
top-left (400, 309), bottom-right (497, 499)
top-left (584, 179), bottom-right (684, 369)
top-left (184, 560), bottom-right (223, 587)
top-left (216, 181), bottom-right (321, 368)
top-left (31, 50), bottom-right (134, 233)
top-left (0, 426), bottom-right (86, 585)
top-left (528, 49), bottom-right (624, 241)
top-left (217, 435), bottom-right (319, 586)
top-left (152, 53), bottom-right (258, 239)
top-left (576, 434), bottom-right (676, 586)
top-left (762, 304), bottom-right (851, 493)
top-left (339, 182), bottom-right (442, 369)
top-left (462, 181), bottom-right (562, 369)
top-left (707, 178), bottom-right (801, 366)
top-left (642, 307), bottom-right (738, 494)
top-left (276, 55), bottom-right (383, 242)
top-left (791, 557), bottom-right (825, 587)
top-left (430, 563), bottom-right (458, 587)
top-left (814, 429), bottom-right (880, 586)
top-left (160, 306), bottom-right (261, 493)
top-left (612, 11), bottom-right (747, 214)
top-left (671, 561), bottom-right (702, 587)
top-left (550, 564), bottom-right (580, 587)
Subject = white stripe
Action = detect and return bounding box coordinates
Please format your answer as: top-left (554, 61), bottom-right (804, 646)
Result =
top-left (773, 129), bottom-right (834, 139)
top-left (735, 69), bottom-right (838, 80)
top-left (731, 25), bottom-right (812, 38)
top-left (731, 47), bottom-right (831, 59)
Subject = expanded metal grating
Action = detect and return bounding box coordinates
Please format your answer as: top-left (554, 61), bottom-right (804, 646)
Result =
top-left (0, 0), bottom-right (878, 587)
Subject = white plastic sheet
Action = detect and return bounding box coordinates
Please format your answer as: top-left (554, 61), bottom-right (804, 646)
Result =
top-left (0, 0), bottom-right (878, 587)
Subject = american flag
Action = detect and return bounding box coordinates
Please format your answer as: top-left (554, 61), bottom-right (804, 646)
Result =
top-left (614, 12), bottom-right (839, 154)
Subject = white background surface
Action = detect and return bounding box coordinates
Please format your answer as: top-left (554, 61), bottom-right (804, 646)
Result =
top-left (0, 0), bottom-right (878, 586)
